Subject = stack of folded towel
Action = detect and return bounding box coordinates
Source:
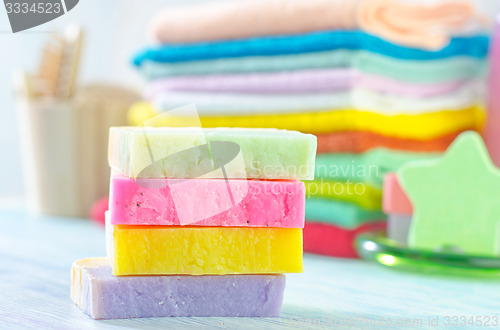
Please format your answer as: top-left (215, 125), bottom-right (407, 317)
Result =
top-left (71, 126), bottom-right (316, 319)
top-left (128, 0), bottom-right (491, 258)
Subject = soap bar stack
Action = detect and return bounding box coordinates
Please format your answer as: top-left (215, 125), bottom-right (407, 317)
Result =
top-left (71, 126), bottom-right (316, 319)
top-left (128, 0), bottom-right (491, 258)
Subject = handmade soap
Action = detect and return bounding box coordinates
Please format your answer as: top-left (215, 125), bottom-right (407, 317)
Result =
top-left (305, 179), bottom-right (381, 210)
top-left (109, 127), bottom-right (316, 180)
top-left (398, 131), bottom-right (500, 256)
top-left (110, 174), bottom-right (305, 227)
top-left (128, 102), bottom-right (484, 140)
top-left (382, 173), bottom-right (413, 215)
top-left (108, 225), bottom-right (303, 275)
top-left (305, 198), bottom-right (385, 228)
top-left (303, 221), bottom-right (387, 258)
top-left (71, 258), bottom-right (285, 319)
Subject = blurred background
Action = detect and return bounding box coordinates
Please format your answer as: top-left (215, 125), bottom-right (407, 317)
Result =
top-left (0, 0), bottom-right (228, 200)
top-left (1, 0), bottom-right (498, 196)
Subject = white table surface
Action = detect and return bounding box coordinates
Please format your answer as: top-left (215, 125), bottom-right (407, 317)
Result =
top-left (1, 205), bottom-right (499, 329)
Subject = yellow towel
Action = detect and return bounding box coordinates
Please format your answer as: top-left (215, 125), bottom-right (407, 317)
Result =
top-left (128, 102), bottom-right (484, 141)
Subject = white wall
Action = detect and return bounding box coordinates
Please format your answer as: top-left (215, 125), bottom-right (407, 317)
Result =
top-left (0, 0), bottom-right (216, 198)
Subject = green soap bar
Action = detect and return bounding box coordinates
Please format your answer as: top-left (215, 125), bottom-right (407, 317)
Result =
top-left (315, 148), bottom-right (439, 188)
top-left (109, 127), bottom-right (317, 180)
top-left (305, 197), bottom-right (385, 229)
top-left (398, 131), bottom-right (500, 257)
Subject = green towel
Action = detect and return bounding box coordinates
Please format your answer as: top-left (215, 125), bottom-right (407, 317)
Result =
top-left (305, 198), bottom-right (385, 229)
top-left (140, 50), bottom-right (486, 83)
top-left (315, 148), bottom-right (440, 188)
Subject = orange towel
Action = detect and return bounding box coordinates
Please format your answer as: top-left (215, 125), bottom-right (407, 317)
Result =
top-left (150, 0), bottom-right (487, 50)
top-left (316, 131), bottom-right (460, 154)
top-left (150, 0), bottom-right (359, 44)
top-left (358, 0), bottom-right (486, 50)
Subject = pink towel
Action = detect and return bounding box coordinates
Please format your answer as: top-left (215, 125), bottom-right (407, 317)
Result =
top-left (149, 0), bottom-right (487, 50)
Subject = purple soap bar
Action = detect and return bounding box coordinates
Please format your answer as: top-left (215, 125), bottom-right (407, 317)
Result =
top-left (71, 258), bottom-right (286, 319)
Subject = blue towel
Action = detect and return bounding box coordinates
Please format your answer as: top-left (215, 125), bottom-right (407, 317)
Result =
top-left (133, 30), bottom-right (489, 65)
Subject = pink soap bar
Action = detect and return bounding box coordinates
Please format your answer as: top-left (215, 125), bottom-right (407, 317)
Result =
top-left (109, 174), bottom-right (305, 227)
top-left (382, 173), bottom-right (413, 215)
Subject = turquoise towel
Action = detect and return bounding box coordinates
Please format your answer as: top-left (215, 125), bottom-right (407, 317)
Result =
top-left (139, 50), bottom-right (487, 83)
top-left (133, 30), bottom-right (489, 65)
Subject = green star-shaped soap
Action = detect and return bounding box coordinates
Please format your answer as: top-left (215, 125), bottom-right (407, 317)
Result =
top-left (398, 131), bottom-right (500, 257)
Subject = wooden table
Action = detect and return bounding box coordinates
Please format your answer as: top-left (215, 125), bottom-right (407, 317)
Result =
top-left (1, 205), bottom-right (499, 329)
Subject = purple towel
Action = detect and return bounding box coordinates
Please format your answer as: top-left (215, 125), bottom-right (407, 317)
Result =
top-left (145, 68), bottom-right (473, 98)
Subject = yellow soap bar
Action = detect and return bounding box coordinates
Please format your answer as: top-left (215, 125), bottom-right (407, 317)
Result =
top-left (128, 102), bottom-right (485, 140)
top-left (109, 226), bottom-right (303, 275)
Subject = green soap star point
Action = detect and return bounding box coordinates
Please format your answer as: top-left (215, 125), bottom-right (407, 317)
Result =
top-left (397, 131), bottom-right (500, 257)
